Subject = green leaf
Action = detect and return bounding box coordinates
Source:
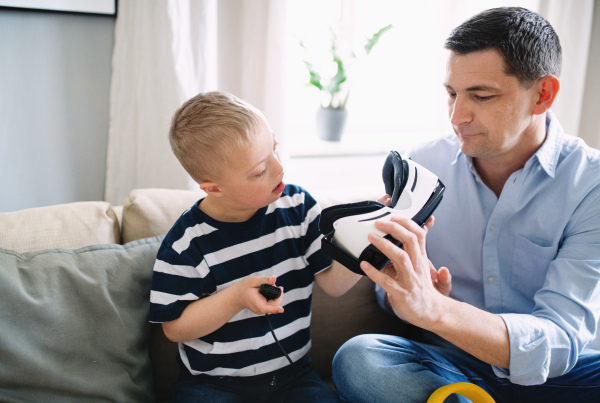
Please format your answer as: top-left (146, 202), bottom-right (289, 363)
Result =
top-left (327, 56), bottom-right (347, 95)
top-left (304, 61), bottom-right (323, 90)
top-left (364, 24), bottom-right (393, 55)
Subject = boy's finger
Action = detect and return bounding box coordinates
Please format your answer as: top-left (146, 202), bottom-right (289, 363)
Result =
top-left (262, 275), bottom-right (276, 285)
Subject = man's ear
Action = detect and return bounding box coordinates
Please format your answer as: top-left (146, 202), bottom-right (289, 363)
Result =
top-left (532, 75), bottom-right (560, 115)
top-left (200, 180), bottom-right (222, 197)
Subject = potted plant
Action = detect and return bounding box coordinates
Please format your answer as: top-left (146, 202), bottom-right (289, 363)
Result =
top-left (301, 24), bottom-right (392, 141)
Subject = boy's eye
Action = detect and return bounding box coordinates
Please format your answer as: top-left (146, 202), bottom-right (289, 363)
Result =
top-left (256, 169), bottom-right (266, 178)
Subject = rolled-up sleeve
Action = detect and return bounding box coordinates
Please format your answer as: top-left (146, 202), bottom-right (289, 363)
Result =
top-left (495, 188), bottom-right (600, 385)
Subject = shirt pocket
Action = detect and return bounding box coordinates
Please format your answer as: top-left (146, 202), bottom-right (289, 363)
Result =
top-left (511, 234), bottom-right (558, 299)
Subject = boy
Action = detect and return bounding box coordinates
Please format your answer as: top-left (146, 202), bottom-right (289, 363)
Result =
top-left (149, 91), bottom-right (361, 402)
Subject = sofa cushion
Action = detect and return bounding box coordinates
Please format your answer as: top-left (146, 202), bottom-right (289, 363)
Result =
top-left (122, 188), bottom-right (205, 243)
top-left (0, 202), bottom-right (120, 252)
top-left (309, 276), bottom-right (411, 378)
top-left (0, 236), bottom-right (163, 403)
top-left (120, 186), bottom-right (382, 244)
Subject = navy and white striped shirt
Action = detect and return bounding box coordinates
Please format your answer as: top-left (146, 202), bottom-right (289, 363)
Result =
top-left (149, 184), bottom-right (332, 377)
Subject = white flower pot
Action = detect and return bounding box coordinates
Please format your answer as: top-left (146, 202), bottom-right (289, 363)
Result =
top-left (316, 107), bottom-right (348, 142)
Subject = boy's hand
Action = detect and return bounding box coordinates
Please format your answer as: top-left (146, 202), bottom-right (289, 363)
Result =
top-left (238, 275), bottom-right (284, 315)
top-left (377, 194), bottom-right (392, 206)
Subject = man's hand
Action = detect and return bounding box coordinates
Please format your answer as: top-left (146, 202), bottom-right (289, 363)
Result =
top-left (360, 215), bottom-right (446, 327)
top-left (361, 215), bottom-right (510, 369)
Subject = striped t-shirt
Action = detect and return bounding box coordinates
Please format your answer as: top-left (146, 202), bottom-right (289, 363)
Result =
top-left (149, 184), bottom-right (332, 377)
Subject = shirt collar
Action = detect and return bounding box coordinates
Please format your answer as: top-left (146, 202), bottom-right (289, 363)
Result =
top-left (531, 109), bottom-right (563, 178)
top-left (451, 110), bottom-right (564, 179)
top-left (451, 146), bottom-right (481, 179)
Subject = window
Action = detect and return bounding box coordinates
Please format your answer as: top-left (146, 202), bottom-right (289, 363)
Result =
top-left (285, 0), bottom-right (541, 151)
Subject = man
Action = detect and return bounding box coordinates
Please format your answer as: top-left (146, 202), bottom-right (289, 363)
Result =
top-left (332, 7), bottom-right (600, 402)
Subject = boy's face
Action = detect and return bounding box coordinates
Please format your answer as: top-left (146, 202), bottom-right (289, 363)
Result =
top-left (211, 119), bottom-right (285, 220)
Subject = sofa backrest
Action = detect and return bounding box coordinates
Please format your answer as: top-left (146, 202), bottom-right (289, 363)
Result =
top-left (0, 201), bottom-right (120, 252)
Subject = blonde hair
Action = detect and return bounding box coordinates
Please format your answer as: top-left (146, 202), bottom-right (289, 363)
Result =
top-left (169, 91), bottom-right (267, 183)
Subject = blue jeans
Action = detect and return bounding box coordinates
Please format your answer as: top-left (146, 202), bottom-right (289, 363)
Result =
top-left (332, 334), bottom-right (600, 403)
top-left (172, 356), bottom-right (340, 403)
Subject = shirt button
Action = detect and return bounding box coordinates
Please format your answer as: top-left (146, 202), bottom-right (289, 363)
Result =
top-left (489, 224), bottom-right (495, 231)
top-left (488, 276), bottom-right (495, 284)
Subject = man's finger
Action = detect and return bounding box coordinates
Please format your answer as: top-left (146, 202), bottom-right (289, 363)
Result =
top-left (367, 232), bottom-right (413, 284)
top-left (425, 216), bottom-right (435, 229)
top-left (437, 267), bottom-right (452, 294)
top-left (360, 260), bottom-right (392, 291)
top-left (374, 219), bottom-right (423, 271)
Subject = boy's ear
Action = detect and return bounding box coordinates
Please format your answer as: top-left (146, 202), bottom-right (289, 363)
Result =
top-left (532, 75), bottom-right (560, 115)
top-left (200, 180), bottom-right (222, 196)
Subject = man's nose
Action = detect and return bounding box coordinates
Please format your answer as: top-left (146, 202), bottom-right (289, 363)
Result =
top-left (449, 95), bottom-right (472, 127)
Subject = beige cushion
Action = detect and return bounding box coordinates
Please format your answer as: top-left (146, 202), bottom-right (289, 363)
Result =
top-left (310, 277), bottom-right (409, 378)
top-left (121, 188), bottom-right (205, 243)
top-left (120, 186), bottom-right (382, 244)
top-left (0, 202), bottom-right (120, 252)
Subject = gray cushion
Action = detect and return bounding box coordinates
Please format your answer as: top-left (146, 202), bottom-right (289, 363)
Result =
top-left (0, 236), bottom-right (164, 403)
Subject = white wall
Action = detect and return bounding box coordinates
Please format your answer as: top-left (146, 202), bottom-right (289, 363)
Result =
top-left (0, 8), bottom-right (114, 212)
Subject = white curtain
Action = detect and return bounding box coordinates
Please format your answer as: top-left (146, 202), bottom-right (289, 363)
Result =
top-left (214, 0), bottom-right (289, 159)
top-left (579, 1), bottom-right (600, 150)
top-left (104, 0), bottom-right (287, 205)
top-left (538, 0), bottom-right (594, 137)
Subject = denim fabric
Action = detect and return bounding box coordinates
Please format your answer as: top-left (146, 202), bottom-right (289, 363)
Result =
top-left (172, 356), bottom-right (340, 403)
top-left (332, 334), bottom-right (600, 403)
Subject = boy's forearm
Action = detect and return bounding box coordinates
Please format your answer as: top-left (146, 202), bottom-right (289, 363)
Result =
top-left (315, 260), bottom-right (362, 297)
top-left (162, 285), bottom-right (244, 343)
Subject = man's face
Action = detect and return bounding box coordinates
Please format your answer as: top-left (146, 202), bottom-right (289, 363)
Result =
top-left (444, 50), bottom-right (540, 163)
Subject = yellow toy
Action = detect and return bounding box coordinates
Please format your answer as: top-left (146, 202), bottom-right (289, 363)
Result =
top-left (427, 382), bottom-right (495, 403)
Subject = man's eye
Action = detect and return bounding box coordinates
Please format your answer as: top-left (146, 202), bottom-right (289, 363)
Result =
top-left (475, 95), bottom-right (493, 101)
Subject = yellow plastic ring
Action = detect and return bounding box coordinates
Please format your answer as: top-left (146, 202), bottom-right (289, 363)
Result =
top-left (427, 382), bottom-right (495, 403)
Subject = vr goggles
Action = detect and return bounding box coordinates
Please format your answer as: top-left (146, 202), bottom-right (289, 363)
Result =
top-left (319, 151), bottom-right (445, 275)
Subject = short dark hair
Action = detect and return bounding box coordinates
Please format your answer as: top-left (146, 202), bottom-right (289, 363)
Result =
top-left (444, 7), bottom-right (562, 87)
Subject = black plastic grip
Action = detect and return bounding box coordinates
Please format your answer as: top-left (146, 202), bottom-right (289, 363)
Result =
top-left (259, 284), bottom-right (282, 300)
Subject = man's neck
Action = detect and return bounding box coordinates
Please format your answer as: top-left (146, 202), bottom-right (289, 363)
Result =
top-left (474, 119), bottom-right (547, 198)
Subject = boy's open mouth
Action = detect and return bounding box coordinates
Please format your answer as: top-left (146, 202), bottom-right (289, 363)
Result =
top-left (273, 181), bottom-right (285, 193)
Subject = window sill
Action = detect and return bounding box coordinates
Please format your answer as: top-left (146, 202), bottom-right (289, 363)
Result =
top-left (287, 133), bottom-right (391, 159)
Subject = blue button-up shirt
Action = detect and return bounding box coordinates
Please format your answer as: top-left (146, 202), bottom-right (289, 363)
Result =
top-left (383, 111), bottom-right (600, 385)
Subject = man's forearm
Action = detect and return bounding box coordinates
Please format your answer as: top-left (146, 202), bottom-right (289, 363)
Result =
top-left (425, 296), bottom-right (510, 369)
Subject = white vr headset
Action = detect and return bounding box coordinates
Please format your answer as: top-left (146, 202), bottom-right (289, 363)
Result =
top-left (319, 151), bottom-right (445, 275)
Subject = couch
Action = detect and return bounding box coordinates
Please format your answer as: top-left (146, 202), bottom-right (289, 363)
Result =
top-left (0, 187), bottom-right (410, 402)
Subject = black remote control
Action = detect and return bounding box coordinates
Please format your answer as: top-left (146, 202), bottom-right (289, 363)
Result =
top-left (259, 284), bottom-right (282, 300)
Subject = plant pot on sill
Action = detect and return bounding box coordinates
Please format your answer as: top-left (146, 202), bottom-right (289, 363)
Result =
top-left (316, 107), bottom-right (348, 142)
